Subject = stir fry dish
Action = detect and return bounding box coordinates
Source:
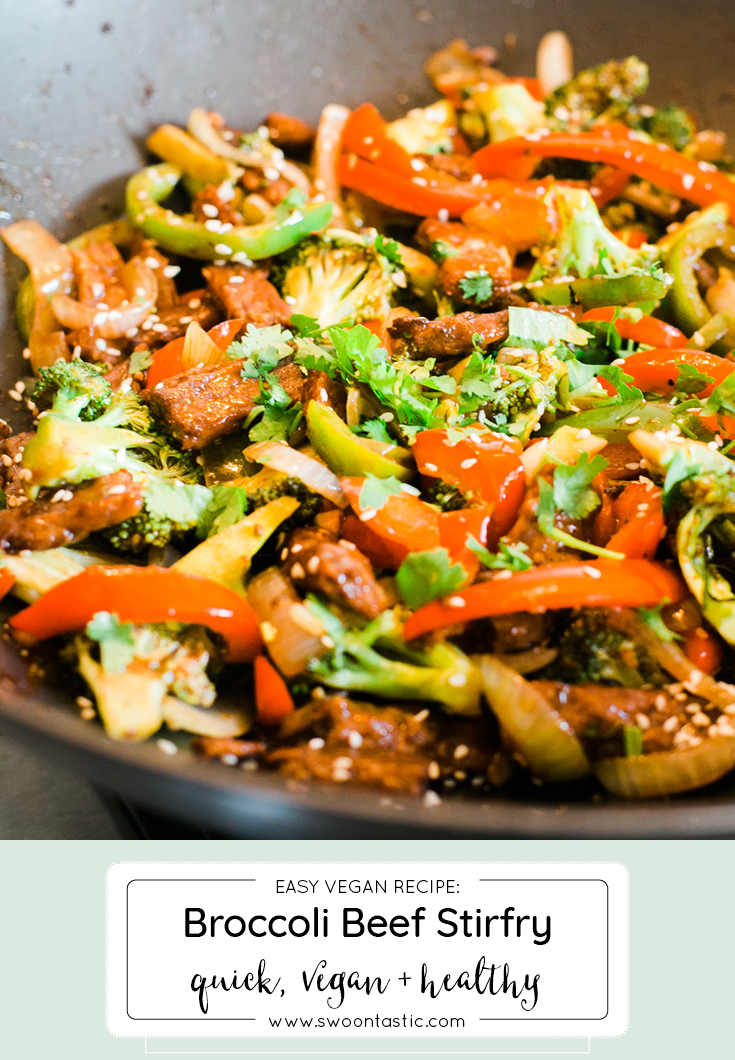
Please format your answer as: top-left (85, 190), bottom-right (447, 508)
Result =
top-left (6, 33), bottom-right (735, 802)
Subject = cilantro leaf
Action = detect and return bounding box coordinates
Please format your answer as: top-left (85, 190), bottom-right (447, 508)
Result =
top-left (595, 363), bottom-right (644, 404)
top-left (248, 403), bottom-right (303, 443)
top-left (459, 269), bottom-right (494, 304)
top-left (373, 234), bottom-right (404, 268)
top-left (289, 314), bottom-right (323, 338)
top-left (129, 348), bottom-right (153, 375)
top-left (354, 418), bottom-right (393, 444)
top-left (359, 473), bottom-right (419, 512)
top-left (466, 535), bottom-right (532, 572)
top-left (701, 373), bottom-right (735, 419)
top-left (673, 362), bottom-right (714, 397)
top-left (638, 604), bottom-right (681, 642)
top-left (197, 484), bottom-right (249, 539)
top-left (227, 323), bottom-right (293, 362)
top-left (396, 547), bottom-right (466, 608)
top-left (537, 476), bottom-right (621, 559)
top-left (143, 477), bottom-right (213, 527)
top-left (430, 239), bottom-right (459, 263)
top-left (86, 612), bottom-right (136, 674)
top-left (553, 451), bottom-right (608, 519)
top-left (505, 306), bottom-right (590, 350)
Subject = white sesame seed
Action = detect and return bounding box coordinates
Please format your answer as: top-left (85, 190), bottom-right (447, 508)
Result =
top-left (663, 716), bottom-right (679, 733)
top-left (151, 322), bottom-right (168, 333)
top-left (624, 416), bottom-right (640, 425)
top-left (201, 203), bottom-right (219, 218)
top-left (625, 462), bottom-right (641, 471)
top-left (636, 713), bottom-right (650, 730)
top-left (428, 761), bottom-right (441, 780)
top-left (424, 462), bottom-right (438, 472)
top-left (144, 257), bottom-right (160, 269)
top-left (447, 596), bottom-right (466, 608)
top-left (76, 696), bottom-right (93, 709)
top-left (423, 790), bottom-right (442, 807)
top-left (583, 566), bottom-right (602, 579)
top-left (95, 338), bottom-right (107, 352)
top-left (126, 327), bottom-right (139, 338)
top-left (448, 673), bottom-right (467, 687)
top-left (332, 767), bottom-right (351, 782)
top-left (260, 620), bottom-right (277, 642)
top-left (308, 737), bottom-right (325, 750)
top-left (162, 265), bottom-right (180, 278)
top-left (348, 730), bottom-right (363, 749)
top-left (157, 738), bottom-right (178, 755)
top-left (460, 458), bottom-right (477, 469)
top-left (438, 209), bottom-right (449, 222)
top-left (8, 390), bottom-right (21, 402)
top-left (214, 243), bottom-right (233, 255)
top-left (692, 712), bottom-right (710, 728)
top-left (307, 555), bottom-right (320, 574)
top-left (221, 753), bottom-right (239, 766)
top-left (359, 508), bottom-right (377, 522)
top-left (106, 483), bottom-right (127, 495)
top-left (413, 708), bottom-right (430, 723)
top-left (320, 635), bottom-right (335, 649)
top-left (188, 298), bottom-right (202, 309)
top-left (333, 756), bottom-right (353, 770)
top-left (229, 275), bottom-right (245, 284)
top-left (655, 694), bottom-right (667, 711)
top-left (453, 743), bottom-right (469, 759)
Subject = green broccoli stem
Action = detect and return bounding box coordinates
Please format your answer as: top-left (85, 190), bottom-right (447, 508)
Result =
top-left (125, 162), bottom-right (334, 262)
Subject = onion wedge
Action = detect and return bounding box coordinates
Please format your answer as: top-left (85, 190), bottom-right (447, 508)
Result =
top-left (314, 104), bottom-right (351, 228)
top-left (595, 737), bottom-right (735, 798)
top-left (244, 441), bottom-right (348, 508)
top-left (478, 655), bottom-right (591, 782)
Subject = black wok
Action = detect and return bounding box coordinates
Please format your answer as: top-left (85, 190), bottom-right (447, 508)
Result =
top-left (2, 0), bottom-right (735, 837)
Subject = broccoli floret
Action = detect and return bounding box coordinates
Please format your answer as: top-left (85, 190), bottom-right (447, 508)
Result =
top-left (546, 56), bottom-right (649, 131)
top-left (385, 99), bottom-right (457, 154)
top-left (33, 359), bottom-right (113, 420)
top-left (306, 602), bottom-right (482, 715)
top-left (270, 230), bottom-right (399, 328)
top-left (424, 480), bottom-right (466, 512)
top-left (550, 185), bottom-right (660, 279)
top-left (542, 609), bottom-right (668, 687)
top-left (640, 103), bottom-right (696, 152)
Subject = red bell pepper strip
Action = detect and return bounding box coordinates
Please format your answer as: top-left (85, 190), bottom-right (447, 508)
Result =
top-left (0, 568), bottom-right (15, 602)
top-left (600, 347), bottom-right (733, 398)
top-left (403, 559), bottom-right (688, 641)
top-left (145, 317), bottom-right (245, 389)
top-left (341, 512), bottom-right (410, 570)
top-left (338, 153), bottom-right (538, 218)
top-left (412, 428), bottom-right (525, 541)
top-left (473, 129), bottom-right (735, 213)
top-left (581, 307), bottom-right (687, 349)
top-left (604, 482), bottom-right (665, 559)
top-left (684, 626), bottom-right (724, 676)
top-left (461, 179), bottom-right (558, 252)
top-left (254, 654), bottom-right (295, 726)
top-left (340, 103), bottom-right (416, 178)
top-left (9, 566), bottom-right (262, 664)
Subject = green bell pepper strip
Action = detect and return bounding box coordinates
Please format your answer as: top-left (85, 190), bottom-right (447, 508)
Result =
top-left (533, 270), bottom-right (671, 311)
top-left (306, 401), bottom-right (415, 481)
top-left (14, 218), bottom-right (138, 343)
top-left (665, 221), bottom-right (730, 336)
top-left (126, 163), bottom-right (333, 261)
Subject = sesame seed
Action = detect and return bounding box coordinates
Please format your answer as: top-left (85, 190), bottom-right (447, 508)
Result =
top-left (333, 756), bottom-right (353, 770)
top-left (188, 298), bottom-right (202, 309)
top-left (454, 744), bottom-right (469, 759)
top-left (22, 348), bottom-right (32, 360)
top-left (423, 790), bottom-right (442, 807)
top-left (307, 555), bottom-right (320, 574)
top-left (492, 569), bottom-right (513, 580)
top-left (201, 203), bottom-right (219, 218)
top-left (413, 708), bottom-right (430, 723)
top-left (214, 243), bottom-right (233, 255)
top-left (280, 547), bottom-right (289, 561)
top-left (156, 738), bottom-right (178, 755)
top-left (663, 716), bottom-right (679, 732)
top-left (624, 416), bottom-right (640, 425)
top-left (221, 754), bottom-right (239, 766)
top-left (625, 462), bottom-right (641, 470)
top-left (80, 707), bottom-right (96, 721)
top-left (424, 462), bottom-right (438, 472)
top-left (162, 265), bottom-right (180, 278)
top-left (126, 328), bottom-right (139, 338)
top-left (636, 713), bottom-right (650, 730)
top-left (144, 257), bottom-right (160, 269)
top-left (437, 209), bottom-right (449, 223)
top-left (204, 218), bottom-right (222, 232)
top-left (583, 566), bottom-right (602, 579)
top-left (637, 503), bottom-right (649, 512)
top-left (692, 712), bottom-right (710, 727)
top-left (460, 458), bottom-right (477, 469)
top-left (106, 483), bottom-right (127, 496)
top-left (448, 673), bottom-right (467, 688)
top-left (447, 596), bottom-right (466, 608)
top-left (229, 275), bottom-right (245, 284)
top-left (359, 508), bottom-right (377, 521)
top-left (348, 730), bottom-right (363, 749)
top-left (260, 621), bottom-right (277, 642)
top-left (151, 322), bottom-right (168, 333)
top-left (8, 390), bottom-right (21, 402)
top-left (154, 381), bottom-right (164, 390)
top-left (291, 543), bottom-right (303, 552)
top-left (428, 761), bottom-right (441, 780)
top-left (95, 338), bottom-right (107, 351)
top-left (655, 694), bottom-right (667, 710)
top-left (0, 455), bottom-right (11, 467)
top-left (76, 695), bottom-right (93, 709)
top-left (320, 634), bottom-right (335, 649)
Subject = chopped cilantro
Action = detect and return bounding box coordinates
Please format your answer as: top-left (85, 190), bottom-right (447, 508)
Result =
top-left (248, 403), bottom-right (303, 443)
top-left (701, 373), bottom-right (735, 420)
top-left (537, 476), bottom-right (622, 559)
top-left (459, 269), bottom-right (494, 304)
top-left (553, 451), bottom-right (608, 519)
top-left (373, 233), bottom-right (404, 267)
top-left (197, 484), bottom-right (249, 539)
top-left (505, 306), bottom-right (590, 350)
top-left (353, 418), bottom-right (393, 444)
top-left (359, 473), bottom-right (419, 512)
top-left (467, 535), bottom-right (532, 572)
top-left (129, 348), bottom-right (153, 375)
top-left (430, 239), bottom-right (459, 263)
top-left (396, 547), bottom-right (466, 608)
top-left (673, 362), bottom-right (714, 397)
top-left (86, 612), bottom-right (136, 674)
top-left (226, 323), bottom-right (293, 362)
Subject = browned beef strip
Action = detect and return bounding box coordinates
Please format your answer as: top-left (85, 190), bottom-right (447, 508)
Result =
top-left (239, 168), bottom-right (292, 205)
top-left (534, 682), bottom-right (723, 758)
top-left (65, 328), bottom-right (126, 365)
top-left (282, 527), bottom-right (387, 618)
top-left (600, 441), bottom-right (646, 482)
top-left (0, 433), bottom-right (34, 506)
top-left (264, 112), bottom-right (316, 152)
top-left (142, 360), bottom-right (306, 449)
top-left (300, 370), bottom-right (347, 421)
top-left (203, 265), bottom-right (293, 326)
top-left (69, 241), bottom-right (128, 307)
top-left (268, 694), bottom-right (498, 793)
top-left (145, 289), bottom-right (221, 345)
top-left (192, 184), bottom-right (243, 227)
top-left (0, 470), bottom-right (144, 553)
top-left (388, 309), bottom-right (509, 360)
top-left (417, 218), bottom-right (512, 305)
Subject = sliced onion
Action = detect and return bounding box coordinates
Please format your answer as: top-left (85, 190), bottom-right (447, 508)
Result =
top-left (162, 696), bottom-right (250, 738)
top-left (187, 107), bottom-right (310, 193)
top-left (595, 737), bottom-right (735, 798)
top-left (493, 646), bottom-right (558, 675)
top-left (244, 441), bottom-right (348, 508)
top-left (536, 31), bottom-right (573, 96)
top-left (181, 320), bottom-right (228, 370)
top-left (607, 609), bottom-right (735, 711)
top-left (478, 655), bottom-right (591, 782)
top-left (51, 255), bottom-right (158, 339)
top-left (2, 219), bottom-right (74, 370)
top-left (248, 566), bottom-right (327, 677)
top-left (314, 104), bottom-right (351, 229)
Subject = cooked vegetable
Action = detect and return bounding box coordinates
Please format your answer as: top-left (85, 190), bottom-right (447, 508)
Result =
top-left (306, 400), bottom-right (415, 481)
top-left (545, 56), bottom-right (649, 130)
top-left (254, 654), bottom-right (295, 726)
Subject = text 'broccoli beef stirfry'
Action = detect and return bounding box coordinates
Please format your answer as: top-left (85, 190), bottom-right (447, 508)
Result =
top-left (8, 33), bottom-right (735, 802)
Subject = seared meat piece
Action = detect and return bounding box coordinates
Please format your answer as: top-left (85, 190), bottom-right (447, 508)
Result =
top-left (504, 481), bottom-right (591, 565)
top-left (535, 682), bottom-right (724, 758)
top-left (147, 289), bottom-right (220, 344)
top-left (142, 359), bottom-right (306, 449)
top-left (282, 527), bottom-right (387, 618)
top-left (105, 359), bottom-right (134, 390)
top-left (192, 737), bottom-right (267, 760)
top-left (239, 168), bottom-right (292, 205)
top-left (0, 432), bottom-right (34, 506)
top-left (202, 264), bottom-right (293, 326)
top-left (264, 112), bottom-right (316, 152)
top-left (69, 241), bottom-right (129, 307)
top-left (388, 309), bottom-right (509, 360)
top-left (599, 441), bottom-right (646, 482)
top-left (192, 184), bottom-right (243, 227)
top-left (301, 370), bottom-right (347, 420)
top-left (0, 470), bottom-right (144, 553)
top-left (416, 153), bottom-right (478, 181)
top-left (416, 218), bottom-right (513, 306)
top-left (268, 694), bottom-right (498, 793)
top-left (488, 612), bottom-right (554, 653)
top-left (65, 327), bottom-right (126, 364)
